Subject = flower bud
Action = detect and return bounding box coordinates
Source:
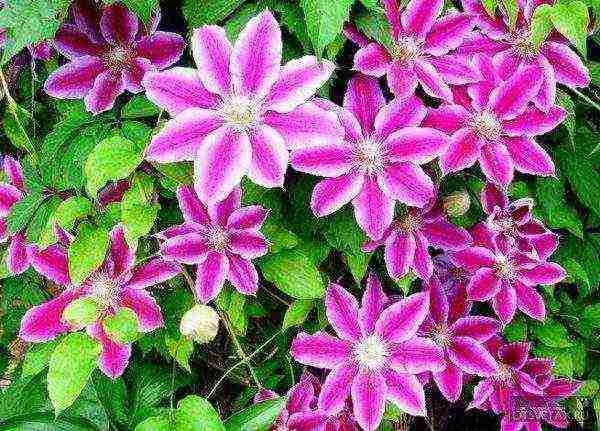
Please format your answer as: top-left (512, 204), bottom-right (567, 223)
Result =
top-left (62, 297), bottom-right (99, 327)
top-left (180, 304), bottom-right (220, 344)
top-left (442, 190), bottom-right (470, 217)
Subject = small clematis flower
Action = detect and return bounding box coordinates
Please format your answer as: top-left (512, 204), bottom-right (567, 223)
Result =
top-left (423, 54), bottom-right (566, 186)
top-left (476, 182), bottom-right (559, 259)
top-left (158, 185), bottom-right (269, 303)
top-left (143, 10), bottom-right (337, 204)
top-left (449, 235), bottom-right (565, 324)
top-left (352, 0), bottom-right (479, 101)
top-left (0, 156), bottom-right (31, 275)
top-left (291, 74), bottom-right (449, 240)
top-left (421, 276), bottom-right (500, 402)
top-left (362, 203), bottom-right (472, 280)
top-left (45, 1), bottom-right (185, 114)
top-left (292, 274), bottom-right (445, 431)
top-left (19, 224), bottom-right (181, 378)
top-left (460, 0), bottom-right (590, 110)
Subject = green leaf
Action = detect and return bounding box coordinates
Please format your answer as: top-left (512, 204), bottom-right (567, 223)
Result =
top-left (176, 396), bottom-right (225, 431)
top-left (47, 332), bottom-right (102, 413)
top-left (482, 0), bottom-right (498, 15)
top-left (224, 397), bottom-right (287, 431)
top-left (68, 222), bottom-right (110, 285)
top-left (134, 416), bottom-right (170, 431)
top-left (576, 379), bottom-right (599, 398)
top-left (122, 94), bottom-right (160, 119)
top-left (22, 338), bottom-right (59, 378)
top-left (2, 103), bottom-right (35, 155)
top-left (259, 246), bottom-right (325, 299)
top-left (501, 0), bottom-right (520, 28)
top-left (6, 192), bottom-right (44, 235)
top-left (531, 320), bottom-right (573, 348)
top-left (103, 307), bottom-right (140, 344)
top-left (355, 11), bottom-right (395, 51)
top-left (26, 195), bottom-right (61, 243)
top-left (551, 0), bottom-right (589, 56)
top-left (183, 0), bottom-right (245, 27)
top-left (535, 177), bottom-right (583, 238)
top-left (166, 335), bottom-right (194, 372)
top-left (282, 300), bottom-right (314, 330)
top-left (300, 0), bottom-right (353, 57)
top-left (63, 297), bottom-right (101, 326)
top-left (121, 0), bottom-right (158, 23)
top-left (38, 196), bottom-right (94, 248)
top-left (121, 174), bottom-right (159, 244)
top-left (85, 135), bottom-right (144, 197)
top-left (530, 4), bottom-right (555, 47)
top-left (503, 315), bottom-right (527, 342)
top-left (215, 287), bottom-right (248, 336)
top-left (556, 89), bottom-right (576, 145)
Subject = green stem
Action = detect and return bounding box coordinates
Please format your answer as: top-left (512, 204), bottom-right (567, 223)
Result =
top-left (570, 87), bottom-right (600, 112)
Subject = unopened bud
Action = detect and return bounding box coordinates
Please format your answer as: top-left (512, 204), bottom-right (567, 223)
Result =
top-left (180, 304), bottom-right (220, 344)
top-left (62, 297), bottom-right (99, 327)
top-left (442, 190), bottom-right (470, 217)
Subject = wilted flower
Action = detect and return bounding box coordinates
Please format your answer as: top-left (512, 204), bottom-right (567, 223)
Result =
top-left (158, 185), bottom-right (269, 303)
top-left (19, 225), bottom-right (181, 378)
top-left (433, 253), bottom-right (472, 321)
top-left (362, 204), bottom-right (471, 280)
top-left (180, 304), bottom-right (220, 344)
top-left (292, 274), bottom-right (444, 431)
top-left (449, 235), bottom-right (565, 324)
top-left (423, 54), bottom-right (565, 186)
top-left (353, 0), bottom-right (478, 100)
top-left (291, 75), bottom-right (448, 240)
top-left (143, 10), bottom-right (337, 203)
top-left (45, 1), bottom-right (185, 113)
top-left (461, 0), bottom-right (590, 110)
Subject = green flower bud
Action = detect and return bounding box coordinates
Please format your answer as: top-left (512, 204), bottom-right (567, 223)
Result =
top-left (442, 190), bottom-right (470, 217)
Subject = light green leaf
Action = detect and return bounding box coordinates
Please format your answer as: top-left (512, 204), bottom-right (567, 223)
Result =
top-left (38, 196), bottom-right (94, 248)
top-left (530, 4), bottom-right (554, 47)
top-left (176, 396), bottom-right (225, 431)
top-left (215, 287), bottom-right (248, 336)
top-left (183, 0), bottom-right (245, 27)
top-left (535, 177), bottom-right (583, 238)
top-left (122, 94), bottom-right (160, 119)
top-left (355, 11), bottom-right (395, 51)
top-left (283, 300), bottom-right (314, 330)
top-left (166, 335), bottom-right (194, 372)
top-left (121, 173), bottom-right (159, 244)
top-left (134, 416), bottom-right (170, 431)
top-left (47, 332), bottom-right (102, 413)
top-left (531, 320), bottom-right (573, 348)
top-left (103, 307), bottom-right (140, 344)
top-left (482, 0), bottom-right (498, 15)
top-left (68, 222), bottom-right (110, 285)
top-left (121, 0), bottom-right (158, 23)
top-left (22, 338), bottom-right (59, 378)
top-left (224, 397), bottom-right (287, 431)
top-left (551, 0), bottom-right (589, 56)
top-left (63, 297), bottom-right (100, 327)
top-left (501, 0), bottom-right (519, 28)
top-left (300, 0), bottom-right (353, 57)
top-left (2, 103), bottom-right (35, 155)
top-left (6, 192), bottom-right (44, 235)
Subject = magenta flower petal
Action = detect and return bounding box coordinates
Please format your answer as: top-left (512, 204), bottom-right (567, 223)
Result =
top-left (542, 42), bottom-right (590, 88)
top-left (401, 0), bottom-right (443, 38)
top-left (84, 70), bottom-right (125, 114)
top-left (125, 257), bottom-right (181, 290)
top-left (191, 26), bottom-right (232, 97)
top-left (440, 128), bottom-right (481, 174)
top-left (208, 187), bottom-right (242, 226)
top-left (72, 0), bottom-right (103, 41)
top-left (318, 362), bottom-right (358, 414)
top-left (135, 31), bottom-right (185, 69)
top-left (107, 225), bottom-right (135, 278)
top-left (503, 105), bottom-right (566, 137)
top-left (142, 68), bottom-right (221, 116)
top-left (468, 267), bottom-right (501, 301)
top-left (351, 368), bottom-right (386, 431)
top-left (227, 206), bottom-right (269, 231)
top-left (7, 231), bottom-right (28, 274)
top-left (247, 126), bottom-right (288, 188)
top-left (311, 171), bottom-right (365, 217)
top-left (353, 43), bottom-right (391, 78)
top-left (352, 176), bottom-right (394, 241)
top-left (468, 378), bottom-right (494, 409)
top-left (359, 272), bottom-right (387, 335)
top-left (195, 251), bottom-right (229, 303)
top-left (291, 332), bottom-right (353, 369)
top-left (118, 287), bottom-right (163, 332)
top-left (504, 137), bottom-right (555, 177)
top-left (492, 284), bottom-right (517, 324)
top-left (389, 337), bottom-right (445, 373)
top-left (290, 144), bottom-right (354, 177)
top-left (414, 60), bottom-right (453, 101)
top-left (0, 186), bottom-right (23, 216)
top-left (428, 276), bottom-right (449, 324)
top-left (447, 336), bottom-right (498, 376)
top-left (227, 253), bottom-right (259, 295)
top-left (54, 24), bottom-right (106, 58)
top-left (385, 127), bottom-right (448, 164)
top-left (383, 369), bottom-right (427, 416)
top-left (479, 143), bottom-right (514, 186)
top-left (3, 156), bottom-right (24, 190)
top-left (194, 127), bottom-right (251, 203)
top-left (231, 11), bottom-right (281, 99)
top-left (27, 244), bottom-right (70, 285)
top-left (374, 96), bottom-right (427, 139)
top-left (424, 13), bottom-right (474, 56)
top-left (545, 378), bottom-right (582, 398)
top-left (161, 233), bottom-right (210, 264)
top-left (428, 54), bottom-right (480, 85)
top-left (377, 163), bottom-right (435, 208)
top-left (520, 261), bottom-right (566, 286)
top-left (176, 185), bottom-right (211, 225)
top-left (423, 105), bottom-right (469, 134)
top-left (19, 290), bottom-right (81, 342)
top-left (533, 56), bottom-right (557, 112)
top-left (514, 282), bottom-right (545, 321)
top-left (325, 283), bottom-right (362, 341)
top-left (480, 182), bottom-right (509, 214)
top-left (265, 56), bottom-right (335, 113)
top-left (89, 322), bottom-right (132, 379)
top-left (44, 56), bottom-right (106, 98)
top-left (384, 230), bottom-right (416, 279)
top-left (122, 58), bottom-right (153, 93)
top-left (100, 4), bottom-right (138, 46)
top-left (498, 342), bottom-right (530, 369)
top-left (421, 220), bottom-right (471, 250)
top-left (343, 75), bottom-right (385, 135)
top-left (287, 412), bottom-right (329, 430)
top-left (228, 231), bottom-right (268, 259)
top-left (450, 317), bottom-right (500, 342)
top-left (433, 362), bottom-right (463, 402)
top-left (374, 291), bottom-right (429, 343)
top-left (388, 62), bottom-right (418, 98)
top-left (156, 222), bottom-right (198, 241)
top-left (488, 65), bottom-right (542, 120)
top-left (412, 232), bottom-right (433, 279)
top-left (449, 246), bottom-right (495, 271)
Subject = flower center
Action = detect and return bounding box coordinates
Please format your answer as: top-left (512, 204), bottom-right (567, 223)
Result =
top-left (490, 213), bottom-right (516, 235)
top-left (103, 47), bottom-right (132, 70)
top-left (90, 275), bottom-right (117, 310)
top-left (391, 36), bottom-right (422, 63)
top-left (354, 335), bottom-right (389, 370)
top-left (471, 111), bottom-right (502, 141)
top-left (219, 96), bottom-right (260, 132)
top-left (208, 226), bottom-right (229, 252)
top-left (396, 212), bottom-right (423, 234)
top-left (494, 255), bottom-right (515, 280)
top-left (354, 138), bottom-right (384, 174)
top-left (494, 364), bottom-right (513, 384)
top-left (431, 324), bottom-right (452, 347)
top-left (511, 29), bottom-right (539, 58)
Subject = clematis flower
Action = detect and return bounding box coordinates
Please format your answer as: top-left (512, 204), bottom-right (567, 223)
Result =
top-left (45, 1), bottom-right (185, 114)
top-left (291, 274), bottom-right (445, 431)
top-left (433, 254), bottom-right (472, 321)
top-left (19, 224), bottom-right (181, 378)
top-left (460, 0), bottom-right (590, 110)
top-left (291, 74), bottom-right (449, 240)
top-left (0, 156), bottom-right (31, 275)
top-left (475, 182), bottom-right (559, 260)
top-left (423, 54), bottom-right (565, 186)
top-left (157, 185), bottom-right (269, 303)
top-left (449, 235), bottom-right (565, 324)
top-left (362, 203), bottom-right (471, 280)
top-left (143, 11), bottom-right (337, 204)
top-left (352, 0), bottom-right (479, 101)
top-left (420, 276), bottom-right (499, 402)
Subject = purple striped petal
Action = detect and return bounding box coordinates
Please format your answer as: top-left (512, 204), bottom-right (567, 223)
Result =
top-left (176, 185), bottom-right (210, 225)
top-left (422, 105), bottom-right (469, 134)
top-left (84, 70), bottom-right (125, 114)
top-left (421, 220), bottom-right (471, 251)
top-left (135, 31), bottom-right (185, 69)
top-left (228, 231), bottom-right (268, 259)
top-left (352, 176), bottom-right (394, 241)
top-left (480, 182), bottom-right (508, 214)
top-left (373, 96), bottom-right (427, 140)
top-left (428, 54), bottom-right (480, 85)
top-left (468, 378), bottom-right (494, 409)
top-left (492, 283), bottom-right (517, 324)
top-left (414, 59), bottom-right (452, 101)
top-left (54, 24), bottom-right (107, 58)
top-left (514, 282), bottom-right (545, 321)
top-left (542, 42), bottom-right (590, 88)
top-left (467, 267), bottom-right (502, 301)
top-left (122, 58), bottom-right (153, 93)
top-left (377, 162), bottom-right (435, 208)
top-left (118, 287), bottom-right (163, 332)
top-left (311, 171), bottom-right (365, 217)
top-left (351, 368), bottom-right (386, 431)
top-left (503, 105), bottom-right (566, 136)
top-left (447, 336), bottom-right (499, 376)
top-left (191, 26), bottom-right (232, 96)
top-left (519, 262), bottom-right (565, 286)
top-left (433, 362), bottom-right (463, 402)
top-left (498, 342), bottom-right (530, 369)
top-left (383, 369), bottom-right (427, 416)
top-left (504, 137), bottom-right (555, 177)
top-left (412, 232), bottom-right (433, 279)
top-left (19, 290), bottom-right (81, 342)
top-left (126, 258), bottom-right (181, 290)
top-left (226, 253), bottom-right (259, 296)
top-left (359, 272), bottom-right (387, 335)
top-left (8, 231), bottom-right (28, 275)
top-left (374, 291), bottom-right (429, 343)
top-left (291, 332), bottom-right (353, 369)
top-left (534, 55), bottom-right (556, 112)
top-left (290, 143), bottom-right (354, 177)
top-left (208, 187), bottom-right (242, 226)
top-left (107, 225), bottom-right (135, 278)
top-left (449, 246), bottom-right (495, 271)
top-left (450, 316), bottom-right (500, 342)
top-left (247, 125), bottom-right (288, 188)
top-left (343, 75), bottom-right (385, 135)
top-left (195, 251), bottom-right (229, 303)
top-left (440, 128), bottom-right (481, 174)
top-left (227, 206), bottom-right (268, 231)
top-left (385, 126), bottom-right (449, 164)
top-left (100, 4), bottom-right (138, 46)
top-left (89, 322), bottom-right (132, 378)
top-left (428, 276), bottom-right (449, 325)
top-left (353, 43), bottom-right (391, 78)
top-left (479, 142), bottom-right (514, 186)
top-left (3, 156), bottom-right (24, 190)
top-left (27, 244), bottom-right (70, 285)
top-left (389, 337), bottom-right (445, 373)
top-left (161, 233), bottom-right (211, 264)
top-left (487, 66), bottom-right (543, 120)
top-left (401, 0), bottom-right (443, 38)
top-left (231, 11), bottom-right (281, 99)
top-left (318, 362), bottom-right (358, 414)
top-left (0, 184), bottom-right (22, 216)
top-left (424, 13), bottom-right (474, 56)
top-left (44, 56), bottom-right (106, 98)
top-left (388, 62), bottom-right (419, 98)
top-left (325, 283), bottom-right (362, 341)
top-left (384, 230), bottom-right (416, 279)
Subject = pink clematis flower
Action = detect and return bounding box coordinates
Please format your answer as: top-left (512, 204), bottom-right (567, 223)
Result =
top-left (460, 0), bottom-right (590, 110)
top-left (362, 204), bottom-right (471, 280)
top-left (45, 0), bottom-right (185, 114)
top-left (0, 156), bottom-right (31, 275)
top-left (143, 11), bottom-right (337, 204)
top-left (433, 254), bottom-right (472, 321)
top-left (157, 185), bottom-right (269, 303)
top-left (449, 235), bottom-right (565, 324)
top-left (352, 0), bottom-right (479, 101)
top-left (291, 274), bottom-right (445, 431)
top-left (475, 182), bottom-right (559, 259)
top-left (420, 276), bottom-right (500, 402)
top-left (19, 224), bottom-right (181, 378)
top-left (291, 74), bottom-right (449, 241)
top-left (423, 54), bottom-right (566, 186)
